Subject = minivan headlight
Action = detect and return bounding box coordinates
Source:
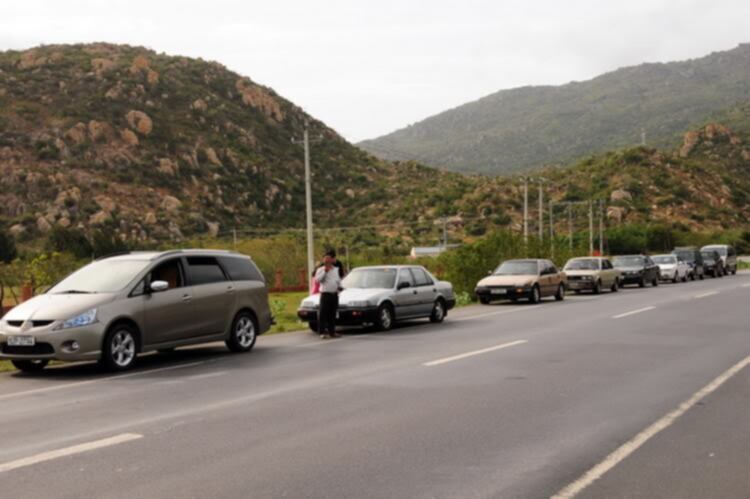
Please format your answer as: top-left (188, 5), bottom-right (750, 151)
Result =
top-left (57, 308), bottom-right (98, 330)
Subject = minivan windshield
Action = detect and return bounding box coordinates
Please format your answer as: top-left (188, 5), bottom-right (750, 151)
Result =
top-left (342, 268), bottom-right (397, 289)
top-left (494, 261), bottom-right (539, 275)
top-left (652, 255), bottom-right (677, 264)
top-left (701, 252), bottom-right (717, 261)
top-left (48, 259), bottom-right (150, 294)
top-left (612, 256), bottom-right (644, 267)
top-left (704, 246), bottom-right (727, 256)
top-left (565, 259), bottom-right (600, 271)
top-left (673, 250), bottom-right (695, 262)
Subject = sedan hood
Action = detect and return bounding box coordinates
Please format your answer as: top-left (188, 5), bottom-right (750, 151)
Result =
top-left (564, 270), bottom-right (598, 277)
top-left (616, 266), bottom-right (644, 273)
top-left (477, 275), bottom-right (535, 287)
top-left (300, 288), bottom-right (390, 308)
top-left (3, 293), bottom-right (116, 322)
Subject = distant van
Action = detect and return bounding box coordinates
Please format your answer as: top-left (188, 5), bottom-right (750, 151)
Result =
top-left (700, 245), bottom-right (737, 275)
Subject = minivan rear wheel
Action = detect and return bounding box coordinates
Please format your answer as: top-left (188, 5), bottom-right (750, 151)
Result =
top-left (226, 312), bottom-right (257, 353)
top-left (100, 324), bottom-right (138, 371)
top-left (12, 359), bottom-right (49, 373)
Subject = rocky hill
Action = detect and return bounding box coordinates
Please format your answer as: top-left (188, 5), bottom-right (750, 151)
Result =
top-left (1, 44), bottom-right (749, 249)
top-left (0, 44), bottom-right (473, 244)
top-left (359, 43), bottom-right (750, 175)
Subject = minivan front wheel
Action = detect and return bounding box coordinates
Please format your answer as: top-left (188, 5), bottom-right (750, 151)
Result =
top-left (101, 325), bottom-right (138, 371)
top-left (226, 312), bottom-right (257, 353)
top-left (12, 359), bottom-right (49, 373)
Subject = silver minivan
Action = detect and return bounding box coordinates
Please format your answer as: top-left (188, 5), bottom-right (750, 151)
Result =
top-left (700, 244), bottom-right (737, 275)
top-left (0, 250), bottom-right (272, 372)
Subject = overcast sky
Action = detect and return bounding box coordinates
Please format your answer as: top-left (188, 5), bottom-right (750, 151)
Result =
top-left (3, 1), bottom-right (750, 141)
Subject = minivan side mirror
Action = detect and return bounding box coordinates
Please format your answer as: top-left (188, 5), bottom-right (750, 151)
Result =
top-left (149, 280), bottom-right (169, 293)
top-left (397, 281), bottom-right (411, 290)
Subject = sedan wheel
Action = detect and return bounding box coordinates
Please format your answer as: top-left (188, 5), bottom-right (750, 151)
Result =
top-left (555, 284), bottom-right (565, 301)
top-left (226, 312), bottom-right (257, 352)
top-left (100, 326), bottom-right (138, 371)
top-left (529, 285), bottom-right (541, 304)
top-left (376, 305), bottom-right (394, 331)
top-left (430, 300), bottom-right (446, 323)
top-left (611, 279), bottom-right (619, 292)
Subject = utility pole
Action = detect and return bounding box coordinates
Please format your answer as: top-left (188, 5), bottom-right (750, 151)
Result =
top-left (568, 203), bottom-right (573, 252)
top-left (549, 201), bottom-right (554, 259)
top-left (588, 200), bottom-right (594, 256)
top-left (442, 217), bottom-right (448, 248)
top-left (232, 228), bottom-right (237, 250)
top-left (599, 199), bottom-right (604, 256)
top-left (523, 178), bottom-right (529, 246)
top-left (292, 122), bottom-right (322, 293)
top-left (538, 180), bottom-right (544, 241)
top-left (641, 127), bottom-right (647, 146)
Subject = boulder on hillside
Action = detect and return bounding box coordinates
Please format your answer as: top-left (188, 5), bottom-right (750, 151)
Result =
top-left (680, 130), bottom-right (700, 158)
top-left (36, 216), bottom-right (52, 233)
top-left (91, 58), bottom-right (115, 76)
top-left (65, 122), bottom-right (88, 145)
top-left (235, 79), bottom-right (284, 121)
top-left (95, 195), bottom-right (117, 213)
top-left (205, 147), bottom-right (222, 166)
top-left (191, 98), bottom-right (208, 112)
top-left (120, 128), bottom-right (139, 146)
top-left (161, 196), bottom-right (182, 213)
top-left (158, 158), bottom-right (178, 176)
top-left (9, 224), bottom-right (26, 237)
top-left (89, 210), bottom-right (111, 225)
top-left (610, 188), bottom-right (632, 202)
top-left (88, 120), bottom-right (113, 141)
top-left (125, 110), bottom-right (153, 135)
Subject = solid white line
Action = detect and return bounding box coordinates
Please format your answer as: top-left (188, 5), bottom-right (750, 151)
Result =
top-left (0, 433), bottom-right (143, 473)
top-left (742, 283), bottom-right (750, 288)
top-left (694, 291), bottom-right (719, 299)
top-left (0, 361), bottom-right (207, 402)
top-left (186, 371), bottom-right (227, 381)
top-left (612, 306), bottom-right (656, 319)
top-left (423, 339), bottom-right (527, 367)
top-left (552, 355), bottom-right (750, 499)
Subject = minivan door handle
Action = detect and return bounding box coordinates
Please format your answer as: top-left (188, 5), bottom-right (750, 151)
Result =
top-left (226, 286), bottom-right (235, 294)
top-left (181, 294), bottom-right (192, 302)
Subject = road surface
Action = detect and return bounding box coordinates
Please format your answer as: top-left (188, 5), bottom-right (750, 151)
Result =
top-left (1, 273), bottom-right (749, 498)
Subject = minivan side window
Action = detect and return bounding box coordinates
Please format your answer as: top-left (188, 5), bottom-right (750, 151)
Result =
top-left (187, 257), bottom-right (227, 285)
top-left (219, 257), bottom-right (264, 282)
top-left (150, 259), bottom-right (184, 289)
top-left (410, 268), bottom-right (433, 286)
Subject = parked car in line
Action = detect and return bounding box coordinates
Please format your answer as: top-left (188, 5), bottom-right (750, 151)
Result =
top-left (0, 250), bottom-right (272, 373)
top-left (700, 249), bottom-right (725, 278)
top-left (612, 255), bottom-right (659, 287)
top-left (563, 257), bottom-right (621, 294)
top-left (652, 254), bottom-right (690, 283)
top-left (475, 259), bottom-right (566, 304)
top-left (297, 265), bottom-right (455, 332)
top-left (701, 244), bottom-right (737, 275)
top-left (672, 247), bottom-right (705, 280)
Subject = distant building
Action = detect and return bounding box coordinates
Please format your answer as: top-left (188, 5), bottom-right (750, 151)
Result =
top-left (409, 245), bottom-right (460, 259)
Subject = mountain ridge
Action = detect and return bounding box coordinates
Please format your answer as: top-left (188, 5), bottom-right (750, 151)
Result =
top-left (359, 43), bottom-right (750, 175)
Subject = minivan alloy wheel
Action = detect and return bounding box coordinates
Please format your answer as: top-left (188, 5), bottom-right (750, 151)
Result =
top-left (111, 330), bottom-right (136, 368)
top-left (235, 316), bottom-right (256, 348)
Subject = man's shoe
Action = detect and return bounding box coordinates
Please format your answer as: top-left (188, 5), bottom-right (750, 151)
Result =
top-left (330, 332), bottom-right (342, 338)
top-left (320, 334), bottom-right (330, 340)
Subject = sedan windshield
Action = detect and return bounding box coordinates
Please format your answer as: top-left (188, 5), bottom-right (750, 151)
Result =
top-left (613, 256), bottom-right (644, 267)
top-left (342, 268), bottom-right (397, 289)
top-left (494, 261), bottom-right (538, 275)
top-left (565, 259), bottom-right (599, 271)
top-left (652, 256), bottom-right (677, 264)
top-left (48, 259), bottom-right (150, 294)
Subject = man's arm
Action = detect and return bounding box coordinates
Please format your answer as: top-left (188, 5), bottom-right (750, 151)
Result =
top-left (314, 266), bottom-right (328, 284)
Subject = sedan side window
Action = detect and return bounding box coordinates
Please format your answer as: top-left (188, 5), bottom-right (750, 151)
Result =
top-left (410, 268), bottom-right (433, 287)
top-left (187, 257), bottom-right (227, 286)
top-left (397, 269), bottom-right (415, 289)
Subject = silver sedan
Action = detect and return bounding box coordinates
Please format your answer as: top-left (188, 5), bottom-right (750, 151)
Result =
top-left (297, 265), bottom-right (455, 332)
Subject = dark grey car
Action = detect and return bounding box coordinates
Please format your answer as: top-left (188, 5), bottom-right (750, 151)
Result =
top-left (0, 250), bottom-right (272, 372)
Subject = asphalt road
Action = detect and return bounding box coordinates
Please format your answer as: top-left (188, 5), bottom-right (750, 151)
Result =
top-left (1, 273), bottom-right (749, 498)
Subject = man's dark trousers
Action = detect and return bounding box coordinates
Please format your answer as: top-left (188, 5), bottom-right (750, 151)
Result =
top-left (319, 292), bottom-right (338, 334)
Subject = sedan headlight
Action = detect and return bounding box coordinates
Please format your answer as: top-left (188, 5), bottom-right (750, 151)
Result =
top-left (581, 275), bottom-right (594, 281)
top-left (301, 300), bottom-right (318, 309)
top-left (56, 308), bottom-right (98, 330)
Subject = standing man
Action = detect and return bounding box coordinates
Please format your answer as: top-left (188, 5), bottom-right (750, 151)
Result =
top-left (314, 249), bottom-right (342, 339)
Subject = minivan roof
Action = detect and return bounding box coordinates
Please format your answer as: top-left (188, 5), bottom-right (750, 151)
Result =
top-left (101, 249), bottom-right (245, 262)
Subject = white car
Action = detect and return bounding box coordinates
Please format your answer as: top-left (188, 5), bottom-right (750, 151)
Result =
top-left (652, 254), bottom-right (689, 283)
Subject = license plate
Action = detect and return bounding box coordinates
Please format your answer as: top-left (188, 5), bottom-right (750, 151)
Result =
top-left (7, 335), bottom-right (35, 347)
top-left (491, 289), bottom-right (507, 295)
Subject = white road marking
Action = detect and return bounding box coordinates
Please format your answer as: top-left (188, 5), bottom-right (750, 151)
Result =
top-left (423, 339), bottom-right (527, 367)
top-left (552, 354), bottom-right (750, 499)
top-left (741, 283), bottom-right (750, 288)
top-left (612, 306), bottom-right (656, 319)
top-left (453, 305), bottom-right (541, 322)
top-left (186, 371), bottom-right (227, 381)
top-left (0, 361), bottom-right (207, 402)
top-left (694, 291), bottom-right (719, 299)
top-left (0, 433), bottom-right (143, 473)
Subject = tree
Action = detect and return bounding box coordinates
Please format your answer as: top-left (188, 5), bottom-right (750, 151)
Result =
top-left (45, 226), bottom-right (93, 259)
top-left (0, 230), bottom-right (17, 263)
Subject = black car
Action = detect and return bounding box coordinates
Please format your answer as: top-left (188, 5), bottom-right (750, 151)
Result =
top-left (612, 255), bottom-right (660, 287)
top-left (672, 247), bottom-right (705, 280)
top-left (700, 250), bottom-right (725, 278)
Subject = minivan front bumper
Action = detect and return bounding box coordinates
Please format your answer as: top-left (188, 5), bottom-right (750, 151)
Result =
top-left (0, 323), bottom-right (106, 361)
